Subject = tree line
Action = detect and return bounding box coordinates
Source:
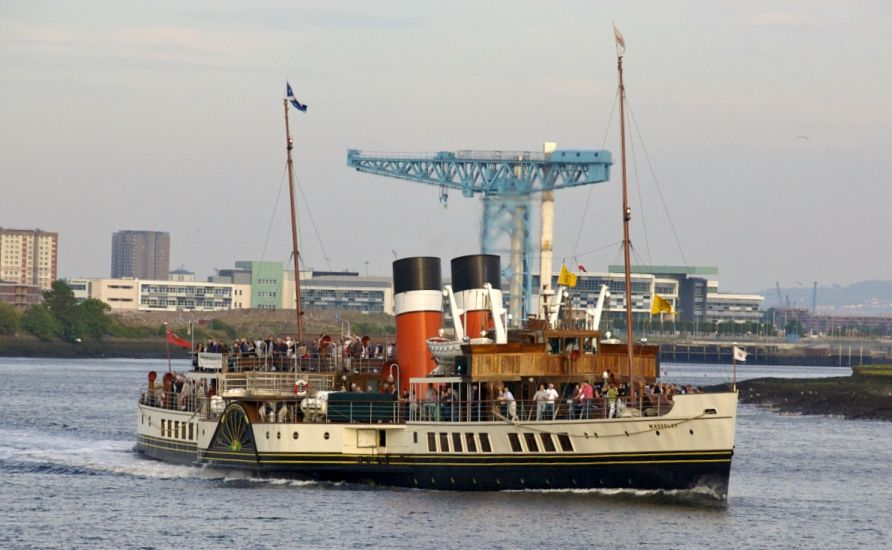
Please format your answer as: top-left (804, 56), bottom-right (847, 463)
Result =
top-left (0, 280), bottom-right (114, 341)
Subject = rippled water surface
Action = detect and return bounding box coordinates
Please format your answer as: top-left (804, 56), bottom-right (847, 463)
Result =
top-left (0, 358), bottom-right (888, 549)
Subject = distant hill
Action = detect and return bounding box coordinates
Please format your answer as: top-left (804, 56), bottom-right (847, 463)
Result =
top-left (758, 280), bottom-right (892, 314)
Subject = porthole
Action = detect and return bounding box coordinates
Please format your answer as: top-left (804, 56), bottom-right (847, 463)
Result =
top-left (624, 431), bottom-right (629, 437)
top-left (324, 432), bottom-right (330, 440)
top-left (292, 431), bottom-right (299, 440)
top-left (689, 429), bottom-right (694, 435)
top-left (655, 431), bottom-right (661, 436)
top-left (265, 431), bottom-right (270, 439)
top-left (277, 432), bottom-right (281, 440)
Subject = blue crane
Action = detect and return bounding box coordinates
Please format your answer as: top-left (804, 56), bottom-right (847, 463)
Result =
top-left (346, 147), bottom-right (612, 324)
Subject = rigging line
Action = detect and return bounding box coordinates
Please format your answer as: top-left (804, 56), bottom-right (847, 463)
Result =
top-left (574, 240), bottom-right (625, 259)
top-left (260, 164), bottom-right (290, 264)
top-left (294, 170), bottom-right (334, 271)
top-left (572, 89), bottom-right (621, 258)
top-left (626, 102), bottom-right (652, 265)
top-left (624, 95), bottom-right (689, 266)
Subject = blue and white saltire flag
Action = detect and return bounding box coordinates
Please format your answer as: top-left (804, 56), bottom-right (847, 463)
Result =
top-left (286, 82), bottom-right (308, 112)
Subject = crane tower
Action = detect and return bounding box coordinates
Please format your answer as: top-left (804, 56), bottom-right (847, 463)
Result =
top-left (346, 146), bottom-right (612, 324)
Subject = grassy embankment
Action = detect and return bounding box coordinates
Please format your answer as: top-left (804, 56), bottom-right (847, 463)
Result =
top-left (0, 309), bottom-right (395, 359)
top-left (732, 365), bottom-right (892, 420)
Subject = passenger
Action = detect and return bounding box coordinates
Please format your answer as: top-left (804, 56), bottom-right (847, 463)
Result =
top-left (545, 383), bottom-right (559, 420)
top-left (408, 388), bottom-right (418, 420)
top-left (498, 386), bottom-right (517, 421)
top-left (570, 384), bottom-right (582, 419)
top-left (424, 386), bottom-right (439, 421)
top-left (580, 380), bottom-right (594, 419)
top-left (471, 384), bottom-right (481, 422)
top-left (607, 383), bottom-right (619, 418)
top-left (533, 384), bottom-right (547, 421)
top-left (277, 404), bottom-right (289, 423)
top-left (441, 387), bottom-right (453, 422)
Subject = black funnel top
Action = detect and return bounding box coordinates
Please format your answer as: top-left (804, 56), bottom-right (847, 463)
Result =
top-left (451, 254), bottom-right (501, 292)
top-left (393, 257), bottom-right (442, 294)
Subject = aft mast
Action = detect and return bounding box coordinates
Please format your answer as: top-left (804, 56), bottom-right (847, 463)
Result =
top-left (615, 24), bottom-right (636, 401)
top-left (283, 86), bottom-right (304, 343)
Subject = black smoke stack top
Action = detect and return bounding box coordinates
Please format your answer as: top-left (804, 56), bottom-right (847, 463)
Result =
top-left (392, 257), bottom-right (442, 294)
top-left (450, 254), bottom-right (501, 293)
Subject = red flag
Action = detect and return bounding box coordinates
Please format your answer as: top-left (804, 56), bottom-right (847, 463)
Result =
top-left (577, 264), bottom-right (587, 273)
top-left (166, 328), bottom-right (192, 349)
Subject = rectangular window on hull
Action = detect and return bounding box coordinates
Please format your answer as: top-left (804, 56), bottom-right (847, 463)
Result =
top-left (439, 433), bottom-right (449, 453)
top-left (540, 433), bottom-right (557, 453)
top-left (523, 433), bottom-right (539, 453)
top-left (465, 433), bottom-right (477, 453)
top-left (451, 433), bottom-right (463, 453)
top-left (188, 423), bottom-right (194, 441)
top-left (427, 432), bottom-right (436, 452)
top-left (508, 433), bottom-right (523, 453)
top-left (557, 433), bottom-right (574, 452)
top-left (161, 419), bottom-right (165, 437)
top-left (479, 433), bottom-right (492, 453)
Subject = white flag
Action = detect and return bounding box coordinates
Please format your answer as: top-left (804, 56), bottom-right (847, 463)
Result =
top-left (613, 23), bottom-right (626, 54)
top-left (733, 346), bottom-right (747, 362)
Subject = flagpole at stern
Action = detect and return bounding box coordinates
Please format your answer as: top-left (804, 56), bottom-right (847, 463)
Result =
top-left (732, 355), bottom-right (737, 392)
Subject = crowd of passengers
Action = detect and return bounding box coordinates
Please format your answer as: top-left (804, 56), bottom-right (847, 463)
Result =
top-left (192, 335), bottom-right (395, 371)
top-left (405, 373), bottom-right (704, 422)
top-left (141, 374), bottom-right (217, 412)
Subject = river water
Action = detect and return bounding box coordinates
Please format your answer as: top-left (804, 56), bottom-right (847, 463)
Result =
top-left (0, 358), bottom-right (888, 549)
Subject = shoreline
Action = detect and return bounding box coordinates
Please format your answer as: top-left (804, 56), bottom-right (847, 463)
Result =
top-left (708, 369), bottom-right (892, 421)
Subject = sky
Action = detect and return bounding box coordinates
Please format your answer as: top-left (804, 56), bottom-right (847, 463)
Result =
top-left (2, 0), bottom-right (891, 293)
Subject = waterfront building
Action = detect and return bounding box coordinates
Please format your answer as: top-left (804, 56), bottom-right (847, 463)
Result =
top-left (111, 230), bottom-right (170, 280)
top-left (705, 292), bottom-right (764, 323)
top-left (69, 277), bottom-right (250, 311)
top-left (768, 307), bottom-right (892, 337)
top-left (0, 228), bottom-right (58, 291)
top-left (532, 265), bottom-right (763, 327)
top-left (211, 261), bottom-right (282, 310)
top-left (283, 270), bottom-right (394, 314)
top-left (169, 267), bottom-right (195, 282)
top-left (0, 281), bottom-right (43, 310)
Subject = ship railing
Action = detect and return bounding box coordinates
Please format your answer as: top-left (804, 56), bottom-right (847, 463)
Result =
top-left (220, 352), bottom-right (389, 375)
top-left (407, 396), bottom-right (675, 422)
top-left (220, 371), bottom-right (336, 396)
top-left (140, 388), bottom-right (676, 425)
top-left (139, 389), bottom-right (206, 416)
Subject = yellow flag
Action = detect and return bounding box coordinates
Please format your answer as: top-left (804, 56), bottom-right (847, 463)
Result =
top-left (558, 264), bottom-right (577, 287)
top-left (650, 294), bottom-right (673, 315)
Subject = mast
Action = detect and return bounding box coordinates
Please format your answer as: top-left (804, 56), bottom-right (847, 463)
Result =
top-left (615, 26), bottom-right (636, 401)
top-left (284, 98), bottom-right (304, 342)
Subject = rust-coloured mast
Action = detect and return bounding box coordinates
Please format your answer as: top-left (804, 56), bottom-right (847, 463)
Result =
top-left (283, 98), bottom-right (304, 343)
top-left (616, 27), bottom-right (636, 402)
